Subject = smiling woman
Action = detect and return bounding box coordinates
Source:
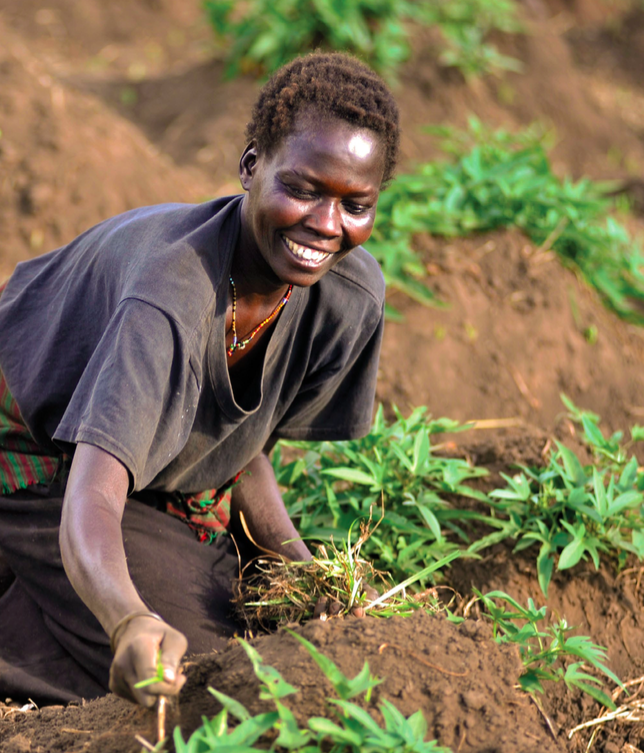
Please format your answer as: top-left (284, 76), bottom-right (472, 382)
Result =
top-left (237, 117), bottom-right (385, 289)
top-left (0, 52), bottom-right (400, 707)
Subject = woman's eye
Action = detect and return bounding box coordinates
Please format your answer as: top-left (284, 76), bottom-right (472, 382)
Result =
top-left (287, 185), bottom-right (314, 199)
top-left (344, 202), bottom-right (370, 216)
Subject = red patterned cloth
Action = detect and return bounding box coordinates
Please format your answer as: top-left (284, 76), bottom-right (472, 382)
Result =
top-left (165, 472), bottom-right (243, 543)
top-left (0, 281), bottom-right (66, 494)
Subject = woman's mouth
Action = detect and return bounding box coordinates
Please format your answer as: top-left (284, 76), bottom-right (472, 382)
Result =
top-left (282, 235), bottom-right (331, 265)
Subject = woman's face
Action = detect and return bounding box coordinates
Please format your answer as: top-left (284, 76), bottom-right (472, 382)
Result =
top-left (239, 114), bottom-right (386, 288)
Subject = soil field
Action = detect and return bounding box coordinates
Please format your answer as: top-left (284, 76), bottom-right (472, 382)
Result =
top-left (2, 0), bottom-right (644, 750)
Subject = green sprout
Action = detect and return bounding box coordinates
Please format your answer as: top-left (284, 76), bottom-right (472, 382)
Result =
top-left (476, 590), bottom-right (624, 709)
top-left (173, 636), bottom-right (453, 752)
top-left (134, 650), bottom-right (165, 689)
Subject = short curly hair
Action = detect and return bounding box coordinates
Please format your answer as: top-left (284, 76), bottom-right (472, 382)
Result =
top-left (245, 52), bottom-right (400, 185)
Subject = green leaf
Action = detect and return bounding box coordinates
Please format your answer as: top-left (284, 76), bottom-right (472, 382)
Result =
top-left (518, 669), bottom-right (545, 695)
top-left (564, 663), bottom-right (616, 710)
top-left (618, 456), bottom-right (639, 491)
top-left (208, 687), bottom-right (251, 721)
top-left (536, 550), bottom-right (554, 596)
top-left (274, 700), bottom-right (311, 749)
top-left (582, 415), bottom-right (609, 450)
top-left (412, 428), bottom-right (430, 474)
top-left (631, 425), bottom-right (644, 442)
top-left (555, 442), bottom-right (587, 486)
top-left (558, 534), bottom-right (587, 570)
top-left (308, 717), bottom-right (363, 745)
top-left (607, 490), bottom-right (643, 516)
top-left (286, 630), bottom-right (380, 700)
top-left (238, 639), bottom-right (298, 700)
top-left (591, 468), bottom-right (609, 519)
top-left (321, 467), bottom-right (378, 486)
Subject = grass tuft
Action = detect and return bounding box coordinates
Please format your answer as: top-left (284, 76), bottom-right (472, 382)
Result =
top-left (233, 515), bottom-right (459, 631)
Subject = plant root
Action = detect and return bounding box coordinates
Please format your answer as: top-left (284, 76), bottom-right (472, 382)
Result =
top-left (530, 694), bottom-right (558, 741)
top-left (157, 696), bottom-right (167, 744)
top-left (232, 514), bottom-right (441, 631)
top-left (134, 734), bottom-right (156, 752)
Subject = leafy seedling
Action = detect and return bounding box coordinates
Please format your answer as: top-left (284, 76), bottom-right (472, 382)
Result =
top-left (134, 650), bottom-right (165, 689)
top-left (485, 397), bottom-right (644, 594)
top-left (476, 589), bottom-right (623, 709)
top-left (173, 637), bottom-right (453, 752)
top-left (274, 404), bottom-right (493, 586)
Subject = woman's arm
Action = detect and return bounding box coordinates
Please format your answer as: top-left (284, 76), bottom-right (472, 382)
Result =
top-left (59, 442), bottom-right (187, 706)
top-left (229, 451), bottom-right (312, 563)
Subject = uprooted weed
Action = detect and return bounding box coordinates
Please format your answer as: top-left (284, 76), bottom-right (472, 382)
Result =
top-left (232, 516), bottom-right (457, 632)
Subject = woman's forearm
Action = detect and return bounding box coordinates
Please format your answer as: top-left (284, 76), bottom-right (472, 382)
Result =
top-left (60, 443), bottom-right (188, 705)
top-left (59, 443), bottom-right (147, 635)
top-left (230, 452), bottom-right (312, 562)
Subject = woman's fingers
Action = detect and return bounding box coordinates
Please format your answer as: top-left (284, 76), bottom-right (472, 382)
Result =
top-left (109, 618), bottom-right (188, 707)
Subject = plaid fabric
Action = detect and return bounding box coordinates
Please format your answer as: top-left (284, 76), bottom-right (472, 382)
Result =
top-left (0, 370), bottom-right (61, 494)
top-left (0, 281), bottom-right (66, 494)
top-left (165, 472), bottom-right (243, 543)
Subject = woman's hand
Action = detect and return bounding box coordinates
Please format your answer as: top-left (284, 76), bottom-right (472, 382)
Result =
top-left (109, 614), bottom-right (188, 707)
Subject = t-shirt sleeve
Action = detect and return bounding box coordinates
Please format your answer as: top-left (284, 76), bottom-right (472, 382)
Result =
top-left (54, 298), bottom-right (200, 490)
top-left (274, 301), bottom-right (384, 441)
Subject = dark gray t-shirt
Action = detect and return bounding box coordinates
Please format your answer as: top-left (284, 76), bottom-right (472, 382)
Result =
top-left (0, 195), bottom-right (385, 494)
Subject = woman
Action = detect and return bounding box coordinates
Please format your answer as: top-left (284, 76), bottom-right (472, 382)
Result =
top-left (0, 51), bottom-right (400, 708)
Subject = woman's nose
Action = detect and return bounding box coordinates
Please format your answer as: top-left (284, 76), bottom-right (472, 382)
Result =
top-left (305, 200), bottom-right (341, 237)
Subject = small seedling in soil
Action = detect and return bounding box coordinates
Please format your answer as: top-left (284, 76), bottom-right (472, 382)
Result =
top-left (132, 649), bottom-right (171, 748)
top-left (475, 589), bottom-right (624, 709)
top-left (486, 396), bottom-right (644, 595)
top-left (173, 636), bottom-right (452, 753)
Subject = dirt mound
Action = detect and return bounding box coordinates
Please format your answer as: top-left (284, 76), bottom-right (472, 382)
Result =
top-left (0, 17), bottom-right (213, 281)
top-left (378, 227), bottom-right (644, 442)
top-left (0, 612), bottom-right (561, 753)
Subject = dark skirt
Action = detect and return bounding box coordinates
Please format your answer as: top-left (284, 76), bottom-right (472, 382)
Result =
top-left (0, 489), bottom-right (243, 704)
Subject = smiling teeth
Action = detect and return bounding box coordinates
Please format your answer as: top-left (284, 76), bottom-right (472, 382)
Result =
top-left (283, 236), bottom-right (330, 263)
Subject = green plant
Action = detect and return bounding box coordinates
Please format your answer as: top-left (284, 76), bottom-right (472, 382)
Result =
top-left (368, 119), bottom-right (644, 323)
top-left (203, 0), bottom-right (521, 81)
top-left (274, 404), bottom-right (495, 584)
top-left (476, 590), bottom-right (623, 709)
top-left (428, 0), bottom-right (523, 79)
top-left (560, 393), bottom-right (644, 473)
top-left (173, 636), bottom-right (453, 752)
top-left (204, 0), bottom-right (415, 79)
top-left (233, 517), bottom-right (461, 630)
top-left (274, 396), bottom-right (644, 595)
top-left (484, 396), bottom-right (644, 595)
top-left (134, 650), bottom-right (165, 689)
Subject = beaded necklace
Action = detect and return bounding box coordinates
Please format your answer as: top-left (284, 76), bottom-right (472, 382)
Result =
top-left (226, 275), bottom-right (293, 357)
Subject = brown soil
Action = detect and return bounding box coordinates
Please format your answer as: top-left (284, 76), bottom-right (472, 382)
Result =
top-left (2, 0), bottom-right (644, 750)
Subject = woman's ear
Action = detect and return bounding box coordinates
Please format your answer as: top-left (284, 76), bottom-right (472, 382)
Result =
top-left (239, 142), bottom-right (258, 191)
